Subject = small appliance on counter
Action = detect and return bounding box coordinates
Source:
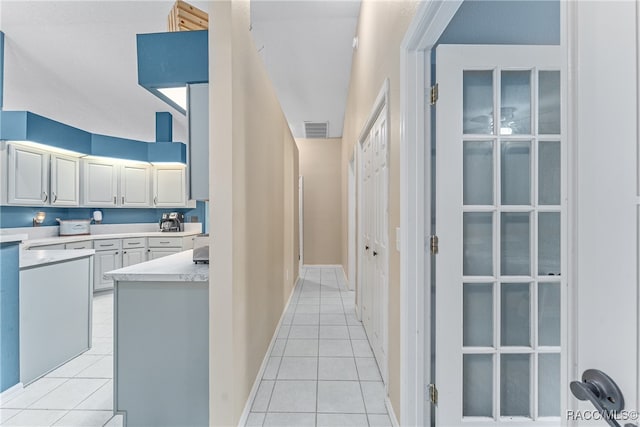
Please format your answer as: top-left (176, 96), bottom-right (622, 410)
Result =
top-left (192, 234), bottom-right (209, 264)
top-left (56, 218), bottom-right (92, 236)
top-left (160, 212), bottom-right (184, 232)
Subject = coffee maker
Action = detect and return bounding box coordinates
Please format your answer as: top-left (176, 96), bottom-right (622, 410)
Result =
top-left (160, 212), bottom-right (184, 232)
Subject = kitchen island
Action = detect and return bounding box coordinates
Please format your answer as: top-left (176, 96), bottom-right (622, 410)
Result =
top-left (105, 250), bottom-right (208, 427)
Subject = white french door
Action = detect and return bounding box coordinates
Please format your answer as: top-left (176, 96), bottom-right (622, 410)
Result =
top-left (435, 45), bottom-right (565, 425)
top-left (360, 105), bottom-right (389, 383)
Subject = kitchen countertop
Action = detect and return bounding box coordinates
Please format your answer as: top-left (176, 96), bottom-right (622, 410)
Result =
top-left (20, 249), bottom-right (96, 269)
top-left (104, 249), bottom-right (208, 282)
top-left (24, 230), bottom-right (201, 248)
top-left (1, 234), bottom-right (28, 244)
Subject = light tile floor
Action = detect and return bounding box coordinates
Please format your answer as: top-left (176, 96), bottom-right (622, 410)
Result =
top-left (245, 267), bottom-right (392, 427)
top-left (0, 292), bottom-right (120, 427)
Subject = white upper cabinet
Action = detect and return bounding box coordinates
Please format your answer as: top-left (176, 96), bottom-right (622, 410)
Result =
top-left (50, 154), bottom-right (80, 206)
top-left (121, 164), bottom-right (151, 207)
top-left (83, 159), bottom-right (118, 207)
top-left (153, 166), bottom-right (186, 207)
top-left (7, 144), bottom-right (50, 206)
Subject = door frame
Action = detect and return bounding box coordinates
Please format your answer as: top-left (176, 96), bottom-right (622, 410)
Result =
top-left (348, 149), bottom-right (357, 291)
top-left (298, 175), bottom-right (304, 271)
top-left (399, 1), bottom-right (573, 424)
top-left (357, 78), bottom-right (390, 386)
top-left (399, 2), bottom-right (463, 424)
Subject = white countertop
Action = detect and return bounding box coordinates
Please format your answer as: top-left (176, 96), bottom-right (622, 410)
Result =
top-left (1, 234), bottom-right (28, 244)
top-left (104, 250), bottom-right (208, 282)
top-left (24, 230), bottom-right (201, 248)
top-left (20, 249), bottom-right (96, 269)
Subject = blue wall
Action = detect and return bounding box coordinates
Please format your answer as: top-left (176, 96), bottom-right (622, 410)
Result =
top-left (0, 201), bottom-right (207, 231)
top-left (0, 242), bottom-right (20, 392)
top-left (438, 0), bottom-right (560, 46)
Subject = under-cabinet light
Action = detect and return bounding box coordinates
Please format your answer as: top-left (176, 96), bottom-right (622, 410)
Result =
top-left (6, 140), bottom-right (85, 157)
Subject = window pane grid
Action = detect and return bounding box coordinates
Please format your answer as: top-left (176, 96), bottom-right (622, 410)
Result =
top-left (462, 67), bottom-right (562, 421)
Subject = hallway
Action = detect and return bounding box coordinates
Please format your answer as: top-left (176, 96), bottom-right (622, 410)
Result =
top-left (244, 267), bottom-right (392, 427)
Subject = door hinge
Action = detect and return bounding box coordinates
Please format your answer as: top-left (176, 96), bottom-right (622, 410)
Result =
top-left (430, 84), bottom-right (439, 105)
top-left (428, 383), bottom-right (438, 405)
top-left (430, 235), bottom-right (439, 255)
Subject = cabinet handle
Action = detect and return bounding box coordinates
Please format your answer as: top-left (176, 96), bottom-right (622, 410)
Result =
top-left (127, 242), bottom-right (137, 245)
top-left (42, 191), bottom-right (48, 203)
top-left (160, 241), bottom-right (170, 244)
top-left (52, 192), bottom-right (57, 203)
top-left (115, 251), bottom-right (119, 255)
top-left (99, 243), bottom-right (115, 247)
top-left (123, 251), bottom-right (127, 254)
top-left (154, 196), bottom-right (158, 205)
top-left (122, 196), bottom-right (125, 204)
top-left (113, 196), bottom-right (117, 205)
top-left (147, 249), bottom-right (151, 252)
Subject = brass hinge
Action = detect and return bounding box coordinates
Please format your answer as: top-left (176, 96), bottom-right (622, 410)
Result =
top-left (428, 383), bottom-right (438, 405)
top-left (430, 235), bottom-right (439, 255)
top-left (430, 84), bottom-right (439, 105)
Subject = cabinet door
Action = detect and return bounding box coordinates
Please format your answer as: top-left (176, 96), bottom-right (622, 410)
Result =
top-left (94, 249), bottom-right (121, 292)
top-left (7, 144), bottom-right (49, 205)
top-left (84, 160), bottom-right (118, 207)
top-left (121, 164), bottom-right (151, 207)
top-left (51, 154), bottom-right (80, 206)
top-left (122, 248), bottom-right (146, 267)
top-left (148, 248), bottom-right (181, 260)
top-left (153, 167), bottom-right (186, 207)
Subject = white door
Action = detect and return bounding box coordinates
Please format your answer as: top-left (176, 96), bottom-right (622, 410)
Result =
top-left (7, 144), bottom-right (49, 205)
top-left (154, 167), bottom-right (186, 207)
top-left (122, 248), bottom-right (146, 267)
top-left (121, 164), bottom-right (151, 207)
top-left (360, 107), bottom-right (389, 382)
top-left (84, 160), bottom-right (118, 207)
top-left (94, 249), bottom-right (121, 292)
top-left (50, 154), bottom-right (79, 206)
top-left (435, 45), bottom-right (565, 425)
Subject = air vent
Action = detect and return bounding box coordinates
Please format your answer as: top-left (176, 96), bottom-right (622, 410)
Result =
top-left (304, 121), bottom-right (329, 138)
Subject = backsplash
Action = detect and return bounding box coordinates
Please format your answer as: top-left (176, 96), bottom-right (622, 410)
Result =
top-left (0, 201), bottom-right (208, 231)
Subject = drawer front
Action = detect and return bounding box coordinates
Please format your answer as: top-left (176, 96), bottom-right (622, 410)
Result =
top-left (148, 237), bottom-right (183, 248)
top-left (30, 243), bottom-right (66, 250)
top-left (122, 237), bottom-right (146, 249)
top-left (94, 239), bottom-right (122, 250)
top-left (65, 241), bottom-right (93, 250)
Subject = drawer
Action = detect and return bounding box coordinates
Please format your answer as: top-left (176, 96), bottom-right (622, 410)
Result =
top-left (94, 239), bottom-right (122, 251)
top-left (30, 243), bottom-right (66, 250)
top-left (65, 241), bottom-right (93, 250)
top-left (148, 237), bottom-right (183, 248)
top-left (122, 237), bottom-right (146, 249)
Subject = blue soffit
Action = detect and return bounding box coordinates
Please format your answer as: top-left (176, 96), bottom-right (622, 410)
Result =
top-left (0, 110), bottom-right (186, 164)
top-left (136, 30), bottom-right (209, 115)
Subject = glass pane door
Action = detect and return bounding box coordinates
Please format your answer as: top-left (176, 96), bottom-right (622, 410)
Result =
top-left (461, 67), bottom-right (562, 422)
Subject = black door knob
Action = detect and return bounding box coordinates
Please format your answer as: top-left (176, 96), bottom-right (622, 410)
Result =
top-left (365, 246), bottom-right (369, 251)
top-left (373, 251), bottom-right (378, 256)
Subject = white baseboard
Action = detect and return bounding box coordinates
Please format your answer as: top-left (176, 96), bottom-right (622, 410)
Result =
top-left (301, 264), bottom-right (343, 269)
top-left (386, 396), bottom-right (400, 427)
top-left (237, 276), bottom-right (301, 427)
top-left (0, 382), bottom-right (24, 403)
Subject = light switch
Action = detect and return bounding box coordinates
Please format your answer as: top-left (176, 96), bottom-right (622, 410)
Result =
top-left (396, 227), bottom-right (401, 252)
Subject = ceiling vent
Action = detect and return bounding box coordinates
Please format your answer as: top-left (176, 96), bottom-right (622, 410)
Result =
top-left (304, 121), bottom-right (329, 139)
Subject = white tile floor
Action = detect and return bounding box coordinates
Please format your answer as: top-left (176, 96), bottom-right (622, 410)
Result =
top-left (245, 267), bottom-right (392, 427)
top-left (0, 292), bottom-right (121, 427)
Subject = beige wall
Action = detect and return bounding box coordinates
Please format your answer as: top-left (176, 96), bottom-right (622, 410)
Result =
top-left (209, 1), bottom-right (299, 424)
top-left (297, 138), bottom-right (342, 265)
top-left (340, 1), bottom-right (419, 421)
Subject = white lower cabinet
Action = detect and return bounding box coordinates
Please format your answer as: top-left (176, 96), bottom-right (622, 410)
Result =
top-left (147, 236), bottom-right (194, 260)
top-left (122, 237), bottom-right (147, 267)
top-left (94, 239), bottom-right (122, 292)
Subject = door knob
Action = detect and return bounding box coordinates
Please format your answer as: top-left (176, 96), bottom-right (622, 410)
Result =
top-left (570, 369), bottom-right (636, 427)
top-left (365, 245), bottom-right (369, 251)
top-left (373, 251), bottom-right (378, 256)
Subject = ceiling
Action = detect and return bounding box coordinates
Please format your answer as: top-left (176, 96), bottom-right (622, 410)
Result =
top-left (250, 0), bottom-right (360, 138)
top-left (1, 0), bottom-right (359, 143)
